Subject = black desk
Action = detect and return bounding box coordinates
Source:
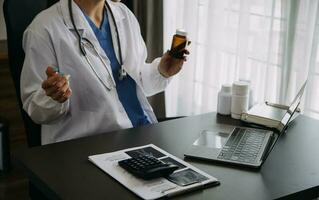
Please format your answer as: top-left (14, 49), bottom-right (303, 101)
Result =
top-left (15, 113), bottom-right (319, 200)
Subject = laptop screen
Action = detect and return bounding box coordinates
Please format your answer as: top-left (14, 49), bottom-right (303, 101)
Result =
top-left (280, 81), bottom-right (307, 130)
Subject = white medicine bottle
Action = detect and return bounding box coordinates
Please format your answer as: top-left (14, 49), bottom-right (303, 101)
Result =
top-left (239, 79), bottom-right (255, 109)
top-left (217, 84), bottom-right (232, 115)
top-left (231, 81), bottom-right (249, 119)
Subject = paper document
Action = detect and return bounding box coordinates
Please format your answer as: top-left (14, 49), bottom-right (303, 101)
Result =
top-left (89, 144), bottom-right (219, 200)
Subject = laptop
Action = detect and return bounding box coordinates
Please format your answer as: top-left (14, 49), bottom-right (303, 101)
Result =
top-left (241, 82), bottom-right (307, 131)
top-left (184, 81), bottom-right (307, 168)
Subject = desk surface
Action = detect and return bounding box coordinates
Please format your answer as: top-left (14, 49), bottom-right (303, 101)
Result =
top-left (15, 113), bottom-right (319, 200)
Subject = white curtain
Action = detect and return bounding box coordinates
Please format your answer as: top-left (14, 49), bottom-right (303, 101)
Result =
top-left (164, 0), bottom-right (319, 119)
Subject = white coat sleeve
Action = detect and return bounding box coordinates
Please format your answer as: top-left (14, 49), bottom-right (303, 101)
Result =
top-left (127, 8), bottom-right (172, 97)
top-left (21, 29), bottom-right (69, 124)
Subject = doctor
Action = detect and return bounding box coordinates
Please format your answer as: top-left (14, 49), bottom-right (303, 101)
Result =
top-left (21, 0), bottom-right (188, 145)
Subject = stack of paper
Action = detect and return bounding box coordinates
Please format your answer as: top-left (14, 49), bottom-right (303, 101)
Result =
top-left (89, 144), bottom-right (219, 200)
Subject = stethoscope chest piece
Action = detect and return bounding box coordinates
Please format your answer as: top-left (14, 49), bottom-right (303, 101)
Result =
top-left (118, 67), bottom-right (127, 81)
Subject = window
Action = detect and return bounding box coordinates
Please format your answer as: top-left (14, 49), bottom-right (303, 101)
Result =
top-left (164, 0), bottom-right (319, 119)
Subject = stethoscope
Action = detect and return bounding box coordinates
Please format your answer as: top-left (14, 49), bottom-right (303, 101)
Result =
top-left (68, 0), bottom-right (127, 91)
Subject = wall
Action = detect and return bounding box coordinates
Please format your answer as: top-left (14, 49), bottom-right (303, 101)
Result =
top-left (0, 0), bottom-right (7, 40)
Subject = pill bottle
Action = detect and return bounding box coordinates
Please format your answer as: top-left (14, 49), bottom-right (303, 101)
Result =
top-left (239, 79), bottom-right (255, 109)
top-left (169, 29), bottom-right (188, 59)
top-left (231, 81), bottom-right (249, 119)
top-left (217, 84), bottom-right (232, 115)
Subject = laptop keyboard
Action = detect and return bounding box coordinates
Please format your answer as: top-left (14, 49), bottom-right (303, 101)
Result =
top-left (217, 128), bottom-right (267, 164)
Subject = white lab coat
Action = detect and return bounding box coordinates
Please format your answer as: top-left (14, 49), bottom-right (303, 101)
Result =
top-left (21, 0), bottom-right (171, 145)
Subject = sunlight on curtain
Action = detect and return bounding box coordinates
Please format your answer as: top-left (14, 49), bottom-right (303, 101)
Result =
top-left (164, 0), bottom-right (319, 119)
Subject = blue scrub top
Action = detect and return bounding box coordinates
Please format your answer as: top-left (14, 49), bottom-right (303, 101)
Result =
top-left (83, 10), bottom-right (150, 127)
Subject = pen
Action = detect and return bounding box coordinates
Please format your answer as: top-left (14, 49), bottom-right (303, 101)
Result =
top-left (265, 101), bottom-right (289, 110)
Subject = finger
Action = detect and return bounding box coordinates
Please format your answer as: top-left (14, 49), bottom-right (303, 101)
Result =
top-left (44, 78), bottom-right (65, 96)
top-left (45, 86), bottom-right (58, 97)
top-left (167, 52), bottom-right (183, 60)
top-left (52, 81), bottom-right (68, 98)
top-left (173, 50), bottom-right (189, 60)
top-left (57, 89), bottom-right (72, 103)
top-left (49, 75), bottom-right (65, 90)
top-left (51, 90), bottom-right (65, 101)
top-left (63, 89), bottom-right (72, 99)
top-left (53, 88), bottom-right (69, 103)
top-left (46, 66), bottom-right (59, 78)
top-left (42, 74), bottom-right (61, 89)
top-left (183, 49), bottom-right (190, 55)
top-left (59, 90), bottom-right (72, 103)
top-left (60, 82), bottom-right (70, 94)
top-left (55, 78), bottom-right (67, 89)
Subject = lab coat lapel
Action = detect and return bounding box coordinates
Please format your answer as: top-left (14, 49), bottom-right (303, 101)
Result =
top-left (60, 0), bottom-right (116, 90)
top-left (106, 2), bottom-right (141, 87)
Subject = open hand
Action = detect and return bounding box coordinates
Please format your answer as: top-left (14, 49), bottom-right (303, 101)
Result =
top-left (42, 66), bottom-right (72, 103)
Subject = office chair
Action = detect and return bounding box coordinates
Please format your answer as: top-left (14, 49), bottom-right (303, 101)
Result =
top-left (0, 118), bottom-right (10, 172)
top-left (3, 0), bottom-right (58, 148)
top-left (4, 1), bottom-right (57, 199)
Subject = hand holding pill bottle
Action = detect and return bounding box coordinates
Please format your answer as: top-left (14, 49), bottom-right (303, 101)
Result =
top-left (169, 29), bottom-right (190, 59)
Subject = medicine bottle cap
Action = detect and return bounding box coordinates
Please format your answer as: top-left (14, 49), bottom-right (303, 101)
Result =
top-left (221, 84), bottom-right (232, 93)
top-left (232, 81), bottom-right (249, 96)
top-left (176, 29), bottom-right (187, 37)
top-left (239, 79), bottom-right (251, 85)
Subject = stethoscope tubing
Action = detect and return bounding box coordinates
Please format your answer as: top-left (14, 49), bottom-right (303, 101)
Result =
top-left (82, 40), bottom-right (116, 90)
top-left (104, 1), bottom-right (123, 66)
top-left (68, 0), bottom-right (126, 90)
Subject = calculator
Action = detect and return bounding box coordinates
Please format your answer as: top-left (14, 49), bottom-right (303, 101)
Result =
top-left (118, 155), bottom-right (179, 180)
